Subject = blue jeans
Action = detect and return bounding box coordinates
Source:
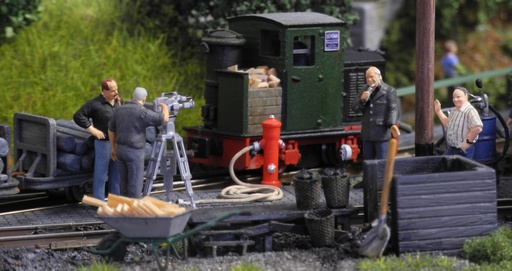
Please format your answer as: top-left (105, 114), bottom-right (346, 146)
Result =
top-left (362, 140), bottom-right (389, 160)
top-left (92, 140), bottom-right (120, 199)
top-left (443, 145), bottom-right (475, 159)
top-left (117, 144), bottom-right (145, 199)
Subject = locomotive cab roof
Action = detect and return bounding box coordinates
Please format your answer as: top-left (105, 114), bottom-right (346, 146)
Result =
top-left (227, 12), bottom-right (346, 27)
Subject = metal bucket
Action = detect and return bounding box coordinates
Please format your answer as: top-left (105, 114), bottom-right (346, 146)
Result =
top-left (474, 115), bottom-right (496, 163)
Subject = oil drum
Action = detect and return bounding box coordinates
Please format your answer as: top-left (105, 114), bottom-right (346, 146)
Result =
top-left (199, 29), bottom-right (245, 128)
top-left (473, 115), bottom-right (496, 164)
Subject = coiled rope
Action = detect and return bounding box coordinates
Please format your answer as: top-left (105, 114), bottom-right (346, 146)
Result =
top-left (188, 146), bottom-right (283, 205)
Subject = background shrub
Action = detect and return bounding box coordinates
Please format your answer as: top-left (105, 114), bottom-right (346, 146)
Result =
top-left (0, 0), bottom-right (42, 40)
top-left (0, 0), bottom-right (204, 133)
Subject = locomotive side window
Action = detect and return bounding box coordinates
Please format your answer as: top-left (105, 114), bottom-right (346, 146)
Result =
top-left (260, 30), bottom-right (281, 57)
top-left (293, 36), bottom-right (314, 66)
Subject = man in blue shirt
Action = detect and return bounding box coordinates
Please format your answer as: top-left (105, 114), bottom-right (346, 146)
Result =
top-left (108, 87), bottom-right (169, 198)
top-left (441, 40), bottom-right (461, 107)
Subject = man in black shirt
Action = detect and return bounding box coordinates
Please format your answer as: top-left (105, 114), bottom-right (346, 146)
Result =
top-left (351, 67), bottom-right (401, 160)
top-left (73, 78), bottom-right (122, 199)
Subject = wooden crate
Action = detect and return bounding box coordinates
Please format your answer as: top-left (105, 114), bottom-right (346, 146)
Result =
top-left (388, 156), bottom-right (497, 256)
top-left (217, 70), bottom-right (281, 135)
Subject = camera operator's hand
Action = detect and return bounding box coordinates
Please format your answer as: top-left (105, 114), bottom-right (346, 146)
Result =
top-left (159, 103), bottom-right (170, 124)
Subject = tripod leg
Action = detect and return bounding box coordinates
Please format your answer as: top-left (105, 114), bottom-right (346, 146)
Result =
top-left (143, 138), bottom-right (166, 196)
top-left (163, 152), bottom-right (176, 202)
top-left (173, 134), bottom-right (196, 208)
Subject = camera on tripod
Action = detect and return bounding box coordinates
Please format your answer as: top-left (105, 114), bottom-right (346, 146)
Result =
top-left (153, 91), bottom-right (194, 119)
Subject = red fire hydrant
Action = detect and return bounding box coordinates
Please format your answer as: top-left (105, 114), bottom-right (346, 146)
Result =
top-left (260, 115), bottom-right (282, 187)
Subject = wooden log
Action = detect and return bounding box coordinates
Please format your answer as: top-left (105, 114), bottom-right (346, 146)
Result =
top-left (56, 133), bottom-right (76, 152)
top-left (56, 119), bottom-right (92, 141)
top-left (81, 150), bottom-right (95, 171)
top-left (56, 119), bottom-right (89, 134)
top-left (57, 152), bottom-right (81, 172)
top-left (82, 195), bottom-right (107, 207)
top-left (0, 137), bottom-right (9, 157)
top-left (73, 139), bottom-right (88, 155)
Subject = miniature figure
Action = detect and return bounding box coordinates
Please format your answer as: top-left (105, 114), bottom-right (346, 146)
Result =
top-left (441, 40), bottom-right (464, 107)
top-left (351, 66), bottom-right (401, 161)
top-left (73, 78), bottom-right (122, 200)
top-left (434, 86), bottom-right (483, 159)
top-left (108, 87), bottom-right (169, 198)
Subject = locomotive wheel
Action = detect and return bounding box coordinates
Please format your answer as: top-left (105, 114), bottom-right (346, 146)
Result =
top-left (64, 185), bottom-right (85, 202)
top-left (46, 188), bottom-right (66, 199)
top-left (96, 233), bottom-right (127, 262)
top-left (328, 144), bottom-right (343, 167)
top-left (321, 144), bottom-right (342, 167)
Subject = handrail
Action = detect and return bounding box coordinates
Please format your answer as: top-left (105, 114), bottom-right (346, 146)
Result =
top-left (396, 66), bottom-right (512, 97)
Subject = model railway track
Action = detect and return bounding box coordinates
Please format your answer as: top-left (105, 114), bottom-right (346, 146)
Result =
top-left (6, 199), bottom-right (512, 251)
top-left (2, 162), bottom-right (509, 250)
top-left (0, 221), bottom-right (114, 249)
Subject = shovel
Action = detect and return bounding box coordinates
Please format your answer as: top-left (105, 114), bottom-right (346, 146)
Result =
top-left (358, 137), bottom-right (398, 258)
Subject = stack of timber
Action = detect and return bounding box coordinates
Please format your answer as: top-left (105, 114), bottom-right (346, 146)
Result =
top-left (55, 119), bottom-right (95, 175)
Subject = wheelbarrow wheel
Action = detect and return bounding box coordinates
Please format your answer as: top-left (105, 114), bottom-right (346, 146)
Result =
top-left (96, 233), bottom-right (127, 262)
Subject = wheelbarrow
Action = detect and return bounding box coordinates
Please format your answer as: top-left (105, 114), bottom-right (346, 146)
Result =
top-left (88, 210), bottom-right (247, 271)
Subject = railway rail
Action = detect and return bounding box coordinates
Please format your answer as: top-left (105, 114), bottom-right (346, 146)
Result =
top-left (3, 197), bottom-right (512, 251)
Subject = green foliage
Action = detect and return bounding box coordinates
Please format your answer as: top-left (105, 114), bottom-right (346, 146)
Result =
top-left (462, 226), bottom-right (512, 264)
top-left (119, 0), bottom-right (358, 49)
top-left (0, 0), bottom-right (42, 40)
top-left (501, 30), bottom-right (512, 58)
top-left (230, 262), bottom-right (263, 271)
top-left (77, 259), bottom-right (119, 270)
top-left (436, 0), bottom-right (512, 40)
top-left (0, 0), bottom-right (204, 133)
top-left (381, 0), bottom-right (512, 111)
top-left (356, 253), bottom-right (472, 271)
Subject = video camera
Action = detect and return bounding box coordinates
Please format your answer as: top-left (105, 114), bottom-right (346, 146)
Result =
top-left (153, 92), bottom-right (194, 119)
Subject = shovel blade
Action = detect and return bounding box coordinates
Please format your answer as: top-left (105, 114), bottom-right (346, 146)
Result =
top-left (358, 223), bottom-right (390, 258)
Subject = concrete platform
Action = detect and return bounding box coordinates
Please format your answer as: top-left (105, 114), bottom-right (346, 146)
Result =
top-left (0, 184), bottom-right (364, 228)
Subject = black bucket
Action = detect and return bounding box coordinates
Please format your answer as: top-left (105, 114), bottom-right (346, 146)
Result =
top-left (293, 169), bottom-right (321, 210)
top-left (305, 209), bottom-right (335, 247)
top-left (321, 168), bottom-right (350, 208)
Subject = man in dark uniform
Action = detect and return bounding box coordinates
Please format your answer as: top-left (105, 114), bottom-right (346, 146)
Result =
top-left (108, 87), bottom-right (169, 198)
top-left (74, 78), bottom-right (122, 200)
top-left (351, 66), bottom-right (401, 160)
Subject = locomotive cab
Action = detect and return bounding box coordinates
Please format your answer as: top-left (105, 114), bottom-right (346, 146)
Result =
top-left (228, 12), bottom-right (346, 132)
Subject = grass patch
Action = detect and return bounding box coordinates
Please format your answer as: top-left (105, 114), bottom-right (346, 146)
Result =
top-left (462, 226), bottom-right (512, 265)
top-left (0, 0), bottom-right (204, 133)
top-left (77, 259), bottom-right (119, 271)
top-left (356, 253), bottom-right (472, 271)
top-left (357, 226), bottom-right (512, 271)
top-left (230, 262), bottom-right (264, 271)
